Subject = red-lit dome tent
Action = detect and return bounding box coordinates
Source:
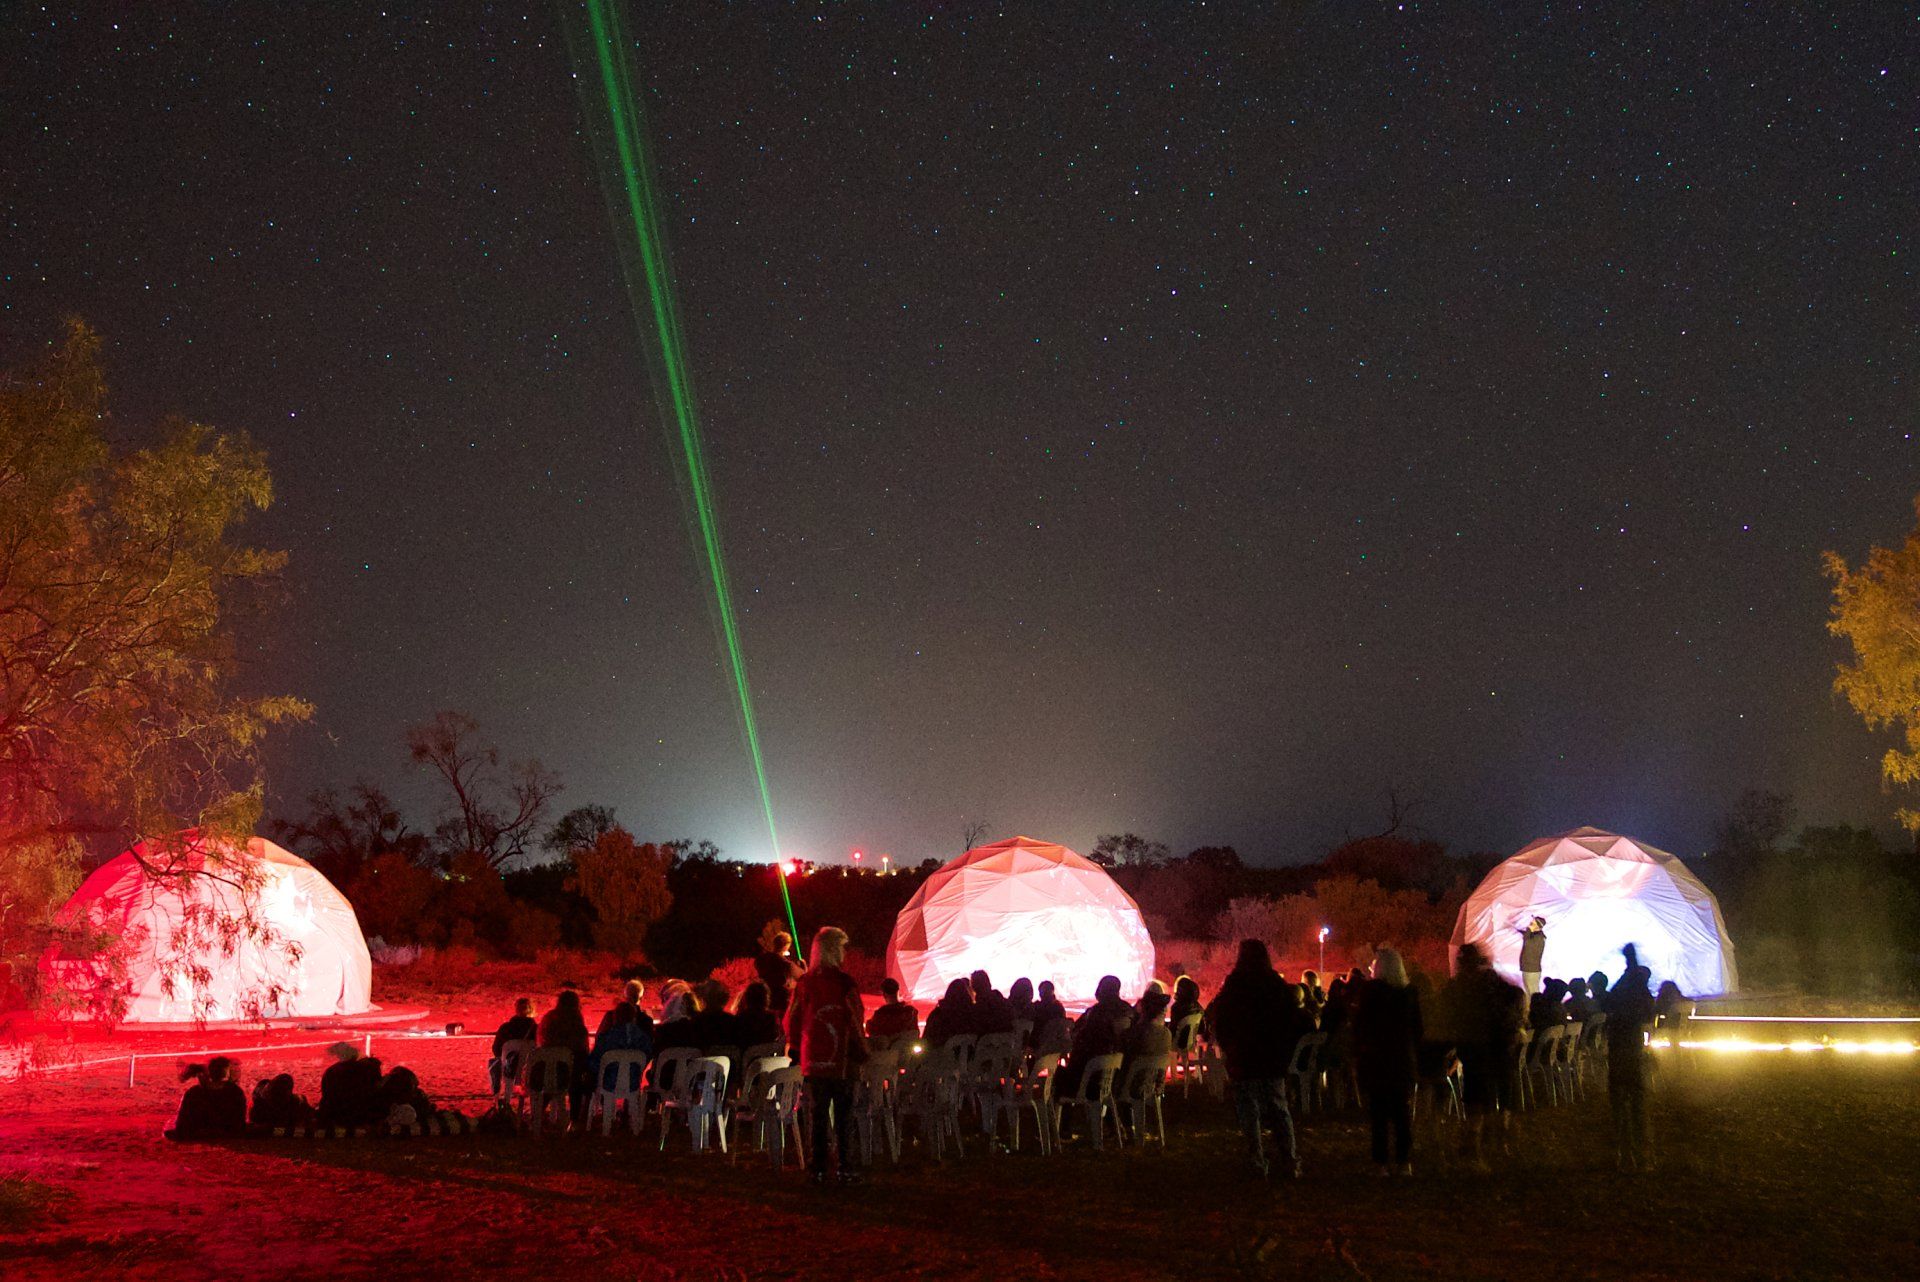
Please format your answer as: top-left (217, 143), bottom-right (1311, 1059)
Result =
top-left (887, 835), bottom-right (1156, 1009)
top-left (1451, 826), bottom-right (1738, 997)
top-left (42, 835), bottom-right (374, 1023)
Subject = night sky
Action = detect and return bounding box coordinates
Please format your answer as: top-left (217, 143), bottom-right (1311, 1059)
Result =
top-left (5, 4), bottom-right (1916, 866)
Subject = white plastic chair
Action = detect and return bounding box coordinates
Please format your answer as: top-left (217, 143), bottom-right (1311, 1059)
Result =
top-left (1520, 1025), bottom-right (1564, 1109)
top-left (853, 1048), bottom-right (901, 1164)
top-left (895, 1052), bottom-right (966, 1161)
top-left (1556, 1022), bottom-right (1585, 1102)
top-left (493, 1037), bottom-right (534, 1107)
top-left (968, 1033), bottom-right (1021, 1144)
top-left (523, 1047), bottom-right (574, 1135)
top-left (644, 1047), bottom-right (696, 1129)
top-left (1170, 1013), bottom-right (1204, 1097)
top-left (658, 1055), bottom-right (730, 1152)
top-left (1115, 1053), bottom-right (1171, 1148)
top-left (728, 1061), bottom-right (804, 1167)
top-left (1052, 1052), bottom-right (1124, 1151)
top-left (1286, 1032), bottom-right (1327, 1115)
top-left (586, 1049), bottom-right (650, 1136)
top-left (1015, 1051), bottom-right (1062, 1154)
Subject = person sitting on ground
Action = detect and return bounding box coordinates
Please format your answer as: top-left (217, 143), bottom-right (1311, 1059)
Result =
top-left (867, 977), bottom-right (920, 1041)
top-left (1054, 974), bottom-right (1135, 1099)
top-left (489, 997), bottom-right (538, 1095)
top-left (1006, 976), bottom-right (1037, 1030)
top-left (376, 1065), bottom-right (437, 1129)
top-left (317, 1042), bottom-right (385, 1129)
top-left (1354, 947), bottom-right (1423, 1177)
top-left (1206, 940), bottom-right (1305, 1180)
top-left (166, 1056), bottom-right (248, 1140)
top-left (595, 980), bottom-right (652, 1044)
top-left (970, 969), bottom-right (1016, 1035)
top-left (733, 980), bottom-right (783, 1048)
top-left (249, 1072), bottom-right (313, 1133)
top-left (922, 977), bottom-right (978, 1046)
top-left (755, 930), bottom-right (802, 1016)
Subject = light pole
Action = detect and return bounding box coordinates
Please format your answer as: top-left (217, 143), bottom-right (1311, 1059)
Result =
top-left (1318, 925), bottom-right (1330, 974)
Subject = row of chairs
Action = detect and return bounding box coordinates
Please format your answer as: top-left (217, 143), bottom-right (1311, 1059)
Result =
top-left (1517, 1013), bottom-right (1608, 1109)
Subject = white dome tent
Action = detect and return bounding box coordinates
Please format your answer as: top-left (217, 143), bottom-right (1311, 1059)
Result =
top-left (1451, 826), bottom-right (1738, 996)
top-left (42, 834), bottom-right (374, 1023)
top-left (887, 835), bottom-right (1156, 1009)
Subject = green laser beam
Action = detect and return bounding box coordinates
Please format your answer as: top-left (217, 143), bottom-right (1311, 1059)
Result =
top-left (570, 0), bottom-right (799, 950)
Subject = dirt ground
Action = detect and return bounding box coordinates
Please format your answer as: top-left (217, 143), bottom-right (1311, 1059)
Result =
top-left (2, 987), bottom-right (1916, 1282)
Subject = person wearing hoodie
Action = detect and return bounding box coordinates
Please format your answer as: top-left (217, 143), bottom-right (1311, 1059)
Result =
top-left (1055, 974), bottom-right (1135, 1099)
top-left (785, 925), bottom-right (867, 1184)
top-left (1206, 940), bottom-right (1306, 1179)
top-left (1353, 947), bottom-right (1424, 1176)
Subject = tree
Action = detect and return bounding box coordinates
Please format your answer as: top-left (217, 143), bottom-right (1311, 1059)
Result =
top-left (1826, 501), bottom-right (1920, 834)
top-left (571, 826), bottom-right (673, 956)
top-left (544, 804), bottom-right (618, 859)
top-left (961, 820), bottom-right (989, 854)
top-left (0, 322), bottom-right (309, 999)
top-left (1091, 832), bottom-right (1170, 868)
top-left (1711, 789), bottom-right (1796, 861)
top-left (405, 710), bottom-right (562, 869)
top-left (272, 781), bottom-right (427, 884)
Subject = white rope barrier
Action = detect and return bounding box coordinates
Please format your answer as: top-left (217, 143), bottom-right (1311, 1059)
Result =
top-left (5, 1031), bottom-right (494, 1085)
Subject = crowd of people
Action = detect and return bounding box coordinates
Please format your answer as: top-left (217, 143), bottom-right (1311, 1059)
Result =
top-left (169, 921), bottom-right (1679, 1179)
top-left (166, 1042), bottom-right (445, 1141)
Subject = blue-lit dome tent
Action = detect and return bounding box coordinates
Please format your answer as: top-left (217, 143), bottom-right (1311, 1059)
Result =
top-left (1451, 827), bottom-right (1738, 997)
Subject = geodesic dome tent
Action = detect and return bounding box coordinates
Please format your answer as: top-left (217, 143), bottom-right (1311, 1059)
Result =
top-left (887, 835), bottom-right (1156, 1009)
top-left (1451, 826), bottom-right (1738, 996)
top-left (42, 834), bottom-right (374, 1022)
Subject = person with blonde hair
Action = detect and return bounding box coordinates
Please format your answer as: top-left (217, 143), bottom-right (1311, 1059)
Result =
top-left (785, 926), bottom-right (866, 1183)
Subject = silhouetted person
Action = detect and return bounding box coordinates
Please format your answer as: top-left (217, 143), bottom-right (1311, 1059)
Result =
top-left (755, 930), bottom-right (801, 1015)
top-left (1530, 977), bottom-right (1571, 1030)
top-left (1032, 980), bottom-right (1071, 1056)
top-left (1056, 974), bottom-right (1135, 1104)
top-left (590, 998), bottom-right (654, 1081)
top-left (595, 979), bottom-right (653, 1044)
top-left (1170, 975), bottom-right (1204, 1026)
top-left (1006, 977), bottom-right (1037, 1031)
top-left (786, 926), bottom-right (866, 1184)
top-left (1605, 963), bottom-right (1657, 1171)
top-left (489, 997), bottom-right (538, 1095)
top-left (1206, 940), bottom-right (1304, 1180)
top-left (249, 1073), bottom-right (313, 1133)
top-left (733, 980), bottom-right (783, 1047)
top-left (539, 988), bottom-right (592, 1120)
top-left (1565, 977), bottom-right (1596, 1024)
top-left (970, 969), bottom-right (1015, 1035)
top-left (317, 1043), bottom-right (384, 1128)
top-left (1518, 916), bottom-right (1548, 995)
top-left (867, 977), bottom-right (920, 1040)
top-left (1354, 948), bottom-right (1423, 1175)
top-left (376, 1065), bottom-right (437, 1128)
top-left (1654, 980), bottom-right (1688, 1046)
top-left (923, 977), bottom-right (977, 1046)
top-left (167, 1056), bottom-right (247, 1140)
top-left (1125, 985), bottom-right (1173, 1061)
top-left (1441, 944), bottom-right (1525, 1169)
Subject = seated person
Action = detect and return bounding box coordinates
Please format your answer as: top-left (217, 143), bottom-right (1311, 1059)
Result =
top-left (1564, 977), bottom-right (1596, 1024)
top-left (590, 1001), bottom-right (655, 1087)
top-left (658, 979), bottom-right (697, 1024)
top-left (1031, 980), bottom-right (1071, 1056)
top-left (489, 997), bottom-right (538, 1094)
top-left (375, 1065), bottom-right (437, 1128)
top-left (921, 978), bottom-right (977, 1047)
top-left (867, 977), bottom-right (920, 1040)
top-left (732, 981), bottom-right (783, 1048)
top-left (1125, 986), bottom-right (1174, 1061)
top-left (1055, 975), bottom-right (1134, 1096)
top-left (655, 979), bottom-right (743, 1053)
top-left (970, 970), bottom-right (1016, 1035)
top-left (316, 1043), bottom-right (385, 1128)
top-left (1006, 977), bottom-right (1037, 1031)
top-left (166, 1056), bottom-right (248, 1140)
top-left (248, 1073), bottom-right (314, 1132)
top-left (1529, 978), bottom-right (1571, 1031)
top-left (595, 980), bottom-right (654, 1044)
top-left (1169, 975), bottom-right (1204, 1026)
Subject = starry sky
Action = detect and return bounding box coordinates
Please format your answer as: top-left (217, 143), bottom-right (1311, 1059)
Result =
top-left (4, 3), bottom-right (1916, 866)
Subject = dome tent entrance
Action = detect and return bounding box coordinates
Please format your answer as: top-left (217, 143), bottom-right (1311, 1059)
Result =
top-left (887, 835), bottom-right (1156, 1009)
top-left (43, 834), bottom-right (374, 1023)
top-left (1450, 826), bottom-right (1738, 996)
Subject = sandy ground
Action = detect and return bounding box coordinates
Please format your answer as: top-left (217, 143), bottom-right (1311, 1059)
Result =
top-left (2, 990), bottom-right (1917, 1282)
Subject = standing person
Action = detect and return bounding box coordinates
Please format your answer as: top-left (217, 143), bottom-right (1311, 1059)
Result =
top-left (756, 930), bottom-right (801, 1016)
top-left (785, 926), bottom-right (867, 1185)
top-left (1441, 944), bottom-right (1526, 1171)
top-left (1353, 948), bottom-right (1423, 1176)
top-left (1206, 940), bottom-right (1305, 1180)
top-left (1518, 916), bottom-right (1548, 996)
top-left (1605, 963), bottom-right (1657, 1171)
